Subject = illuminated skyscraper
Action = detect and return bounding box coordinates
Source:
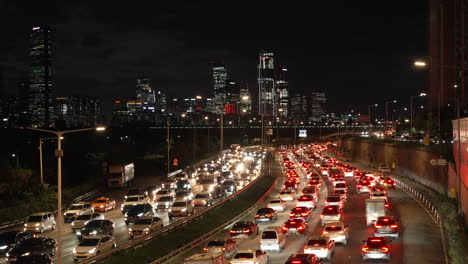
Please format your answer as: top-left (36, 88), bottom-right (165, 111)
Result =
top-left (258, 50), bottom-right (275, 116)
top-left (136, 78), bottom-right (155, 104)
top-left (275, 67), bottom-right (289, 117)
top-left (239, 83), bottom-right (251, 115)
top-left (28, 26), bottom-right (54, 127)
top-left (212, 62), bottom-right (227, 114)
top-left (311, 92), bottom-right (326, 122)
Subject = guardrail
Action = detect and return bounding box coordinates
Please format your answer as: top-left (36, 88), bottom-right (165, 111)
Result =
top-left (79, 148), bottom-right (264, 264)
top-left (0, 189), bottom-right (103, 231)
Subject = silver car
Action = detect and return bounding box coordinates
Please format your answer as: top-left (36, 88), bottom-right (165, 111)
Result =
top-left (203, 238), bottom-right (239, 259)
top-left (23, 212), bottom-right (56, 233)
top-left (128, 217), bottom-right (163, 238)
top-left (71, 213), bottom-right (104, 232)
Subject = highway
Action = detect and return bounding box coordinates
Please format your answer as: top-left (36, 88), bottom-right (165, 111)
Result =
top-left (171, 144), bottom-right (445, 264)
top-left (0, 148), bottom-right (261, 264)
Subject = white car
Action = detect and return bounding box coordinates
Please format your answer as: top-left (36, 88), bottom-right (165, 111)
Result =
top-left (230, 249), bottom-right (269, 264)
top-left (128, 217), bottom-right (163, 238)
top-left (121, 194), bottom-right (150, 213)
top-left (296, 195), bottom-right (316, 209)
top-left (193, 193), bottom-right (213, 207)
top-left (267, 199), bottom-right (286, 212)
top-left (155, 189), bottom-right (175, 200)
top-left (370, 190), bottom-right (388, 200)
top-left (344, 169), bottom-right (354, 177)
top-left (71, 213), bottom-right (104, 232)
top-left (303, 236), bottom-right (335, 260)
top-left (322, 221), bottom-right (349, 245)
top-left (64, 202), bottom-right (93, 223)
top-left (72, 235), bottom-right (116, 261)
top-left (174, 190), bottom-right (194, 201)
top-left (279, 190), bottom-right (295, 201)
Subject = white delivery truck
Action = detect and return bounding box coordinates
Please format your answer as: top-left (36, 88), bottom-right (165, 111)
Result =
top-left (184, 252), bottom-right (226, 264)
top-left (106, 163), bottom-right (135, 188)
top-left (365, 199), bottom-right (386, 226)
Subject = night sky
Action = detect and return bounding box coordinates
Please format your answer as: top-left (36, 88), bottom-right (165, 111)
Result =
top-left (0, 1), bottom-right (427, 114)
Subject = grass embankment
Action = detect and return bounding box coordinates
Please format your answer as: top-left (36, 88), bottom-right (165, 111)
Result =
top-left (101, 174), bottom-right (277, 264)
top-left (0, 180), bottom-right (100, 223)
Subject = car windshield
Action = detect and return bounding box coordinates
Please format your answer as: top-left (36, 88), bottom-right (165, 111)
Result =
top-left (233, 222), bottom-right (249, 228)
top-left (223, 181), bottom-right (234, 186)
top-left (84, 221), bottom-right (102, 228)
top-left (76, 214), bottom-right (92, 220)
top-left (20, 238), bottom-right (43, 247)
top-left (126, 197), bottom-right (140, 202)
top-left (158, 196), bottom-right (172, 202)
top-left (327, 196), bottom-right (340, 202)
top-left (335, 183), bottom-right (346, 188)
top-left (234, 253), bottom-right (253, 259)
top-left (280, 191), bottom-right (291, 195)
top-left (262, 231), bottom-right (277, 239)
top-left (206, 240), bottom-right (225, 247)
top-left (308, 239), bottom-right (326, 246)
top-left (27, 216), bottom-right (43, 222)
top-left (195, 194), bottom-right (208, 199)
top-left (377, 219), bottom-right (396, 225)
top-left (164, 179), bottom-right (175, 183)
top-left (172, 202), bottom-right (187, 207)
top-left (129, 205), bottom-right (147, 212)
top-left (134, 219), bottom-right (152, 225)
top-left (96, 199), bottom-right (108, 203)
top-left (0, 232), bottom-right (17, 243)
top-left (79, 238), bottom-right (100, 247)
top-left (325, 225), bottom-right (342, 231)
top-left (69, 205), bottom-right (83, 210)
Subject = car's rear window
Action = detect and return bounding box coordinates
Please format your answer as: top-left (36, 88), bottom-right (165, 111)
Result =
top-left (206, 240), bottom-right (225, 247)
top-left (307, 239), bottom-right (326, 246)
top-left (234, 253), bottom-right (253, 259)
top-left (326, 196), bottom-right (340, 202)
top-left (262, 231), bottom-right (277, 239)
top-left (325, 225), bottom-right (342, 231)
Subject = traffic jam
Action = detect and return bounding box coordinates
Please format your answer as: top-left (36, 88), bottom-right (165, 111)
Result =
top-left (184, 143), bottom-right (400, 264)
top-left (0, 146), bottom-right (264, 264)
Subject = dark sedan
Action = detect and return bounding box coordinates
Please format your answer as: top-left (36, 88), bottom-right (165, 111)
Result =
top-left (76, 220), bottom-right (114, 241)
top-left (0, 231), bottom-right (35, 255)
top-left (6, 237), bottom-right (56, 263)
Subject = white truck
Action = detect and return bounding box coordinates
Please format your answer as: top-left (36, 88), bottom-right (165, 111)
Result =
top-left (184, 252), bottom-right (226, 264)
top-left (365, 199), bottom-right (386, 226)
top-left (107, 163), bottom-right (135, 188)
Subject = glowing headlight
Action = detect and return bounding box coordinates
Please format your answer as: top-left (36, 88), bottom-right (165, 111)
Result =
top-left (144, 228), bottom-right (149, 231)
top-left (100, 205), bottom-right (104, 208)
top-left (21, 252), bottom-right (30, 256)
top-left (64, 213), bottom-right (67, 216)
top-left (6, 252), bottom-right (9, 257)
top-left (71, 222), bottom-right (75, 226)
top-left (137, 213), bottom-right (143, 217)
top-left (76, 231), bottom-right (81, 235)
top-left (121, 205), bottom-right (124, 209)
top-left (73, 248), bottom-right (76, 254)
top-left (180, 208), bottom-right (187, 212)
top-left (88, 248), bottom-right (96, 254)
top-left (128, 228), bottom-right (132, 232)
top-left (35, 223), bottom-right (40, 226)
top-left (91, 230), bottom-right (98, 235)
top-left (24, 223), bottom-right (27, 227)
top-left (0, 245), bottom-right (7, 250)
top-left (168, 209), bottom-right (172, 212)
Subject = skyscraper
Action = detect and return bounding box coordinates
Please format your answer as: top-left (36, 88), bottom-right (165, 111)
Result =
top-left (212, 62), bottom-right (227, 114)
top-left (239, 83), bottom-right (252, 115)
top-left (258, 50), bottom-right (275, 116)
top-left (136, 78), bottom-right (155, 104)
top-left (311, 92), bottom-right (326, 122)
top-left (225, 80), bottom-right (240, 115)
top-left (275, 67), bottom-right (289, 117)
top-left (28, 26), bottom-right (53, 127)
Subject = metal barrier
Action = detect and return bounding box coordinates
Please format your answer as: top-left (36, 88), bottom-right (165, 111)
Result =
top-left (0, 189), bottom-right (103, 231)
top-left (78, 149), bottom-right (264, 264)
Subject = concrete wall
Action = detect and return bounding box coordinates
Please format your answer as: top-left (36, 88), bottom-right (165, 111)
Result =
top-left (339, 139), bottom-right (448, 194)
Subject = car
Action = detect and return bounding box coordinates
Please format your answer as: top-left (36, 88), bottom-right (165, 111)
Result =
top-left (322, 222), bottom-right (349, 245)
top-left (23, 213), bottom-right (55, 234)
top-left (374, 216), bottom-right (399, 238)
top-left (382, 177), bottom-right (396, 189)
top-left (200, 178), bottom-right (216, 193)
top-left (297, 195), bottom-right (317, 209)
top-left (76, 220), bottom-right (114, 241)
top-left (361, 237), bottom-right (391, 262)
top-left (91, 197), bottom-right (116, 212)
top-left (357, 180), bottom-right (371, 193)
top-left (306, 179), bottom-right (321, 190)
top-left (174, 172), bottom-right (188, 181)
top-left (284, 253), bottom-right (322, 264)
top-left (71, 213), bottom-right (104, 232)
top-left (145, 185), bottom-right (159, 200)
top-left (72, 235), bottom-right (116, 261)
top-left (282, 219), bottom-right (308, 235)
top-left (321, 206), bottom-right (343, 225)
top-left (254, 208), bottom-right (278, 223)
top-left (161, 178), bottom-right (178, 189)
top-left (289, 207), bottom-right (312, 220)
top-left (128, 217), bottom-right (163, 238)
top-left (303, 236), bottom-right (335, 260)
top-left (302, 186), bottom-right (319, 200)
top-left (325, 195), bottom-right (343, 208)
top-left (64, 202), bottom-right (93, 222)
top-left (229, 221), bottom-right (259, 238)
top-left (168, 201), bottom-right (194, 219)
top-left (124, 203), bottom-right (154, 225)
top-left (203, 238), bottom-right (239, 258)
top-left (378, 164), bottom-right (392, 173)
top-left (344, 168), bottom-right (354, 177)
top-left (370, 189), bottom-right (388, 200)
top-left (6, 237), bottom-right (56, 263)
top-left (333, 189), bottom-right (347, 201)
top-left (175, 179), bottom-right (192, 191)
top-left (120, 194), bottom-right (150, 213)
top-left (230, 249), bottom-right (269, 264)
top-left (125, 188), bottom-right (144, 199)
top-left (155, 196), bottom-right (175, 211)
top-left (14, 254), bottom-right (52, 264)
top-left (223, 180), bottom-right (237, 194)
top-left (155, 189), bottom-right (175, 200)
top-left (0, 231), bottom-right (35, 256)
top-left (279, 190), bottom-right (295, 201)
top-left (174, 190), bottom-right (194, 201)
top-left (260, 226), bottom-right (286, 252)
top-left (267, 199), bottom-right (286, 212)
top-left (193, 193), bottom-right (213, 207)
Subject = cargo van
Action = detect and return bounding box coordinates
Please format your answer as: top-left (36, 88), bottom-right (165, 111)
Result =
top-left (260, 226), bottom-right (286, 252)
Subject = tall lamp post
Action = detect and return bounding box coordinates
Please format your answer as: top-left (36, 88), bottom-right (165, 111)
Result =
top-left (410, 93), bottom-right (427, 140)
top-left (167, 114), bottom-right (186, 176)
top-left (39, 137), bottom-right (63, 185)
top-left (385, 100), bottom-right (397, 132)
top-left (23, 126), bottom-right (106, 264)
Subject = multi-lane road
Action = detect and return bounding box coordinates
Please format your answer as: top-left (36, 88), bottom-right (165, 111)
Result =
top-left (172, 145), bottom-right (445, 264)
top-left (1, 148), bottom-right (262, 264)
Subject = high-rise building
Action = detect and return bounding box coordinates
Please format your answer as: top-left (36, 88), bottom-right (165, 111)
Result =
top-left (239, 83), bottom-right (251, 115)
top-left (212, 62), bottom-right (227, 114)
top-left (258, 50), bottom-right (276, 116)
top-left (290, 92), bottom-right (308, 121)
top-left (156, 89), bottom-right (167, 114)
top-left (275, 67), bottom-right (289, 117)
top-left (225, 80), bottom-right (240, 115)
top-left (136, 78), bottom-right (156, 104)
top-left (311, 92), bottom-right (326, 122)
top-left (28, 26), bottom-right (54, 127)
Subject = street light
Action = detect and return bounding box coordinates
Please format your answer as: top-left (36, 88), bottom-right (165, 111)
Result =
top-left (23, 126), bottom-right (105, 264)
top-left (385, 100), bottom-right (397, 131)
top-left (414, 60), bottom-right (427, 67)
top-left (39, 136), bottom-right (63, 185)
top-left (410, 93), bottom-right (427, 140)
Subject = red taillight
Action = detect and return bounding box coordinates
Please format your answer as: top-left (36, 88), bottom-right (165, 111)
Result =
top-left (301, 213), bottom-right (308, 216)
top-left (371, 239), bottom-right (382, 242)
top-left (282, 226), bottom-right (288, 231)
top-left (203, 247), bottom-right (208, 251)
top-left (385, 203), bottom-right (389, 208)
top-left (292, 261), bottom-right (302, 264)
top-left (255, 214), bottom-right (259, 217)
top-left (229, 230), bottom-right (236, 233)
top-left (290, 213), bottom-right (295, 217)
top-left (382, 246), bottom-right (389, 253)
top-left (391, 224), bottom-right (398, 228)
top-left (243, 229), bottom-right (250, 233)
top-left (298, 226), bottom-right (304, 230)
top-left (362, 246), bottom-right (369, 252)
top-left (375, 225), bottom-right (382, 228)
